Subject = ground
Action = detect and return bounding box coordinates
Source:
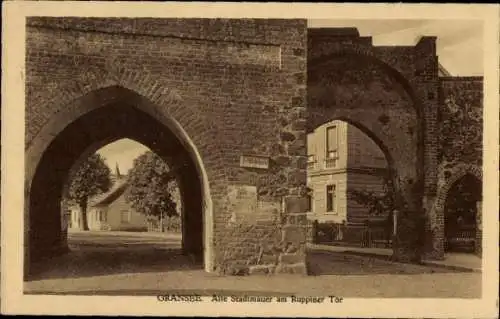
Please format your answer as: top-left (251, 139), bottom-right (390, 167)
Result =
top-left (24, 231), bottom-right (481, 298)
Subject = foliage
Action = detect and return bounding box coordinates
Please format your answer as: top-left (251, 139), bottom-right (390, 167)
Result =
top-left (67, 153), bottom-right (112, 230)
top-left (440, 94), bottom-right (482, 163)
top-left (348, 176), bottom-right (395, 220)
top-left (125, 151), bottom-right (179, 221)
top-left (163, 215), bottom-right (182, 233)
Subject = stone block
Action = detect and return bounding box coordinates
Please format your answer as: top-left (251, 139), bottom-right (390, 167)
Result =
top-left (275, 262), bottom-right (307, 275)
top-left (279, 253), bottom-right (306, 264)
top-left (288, 169), bottom-right (306, 186)
top-left (286, 213), bottom-right (308, 225)
top-left (273, 155), bottom-right (292, 167)
top-left (284, 196), bottom-right (308, 214)
top-left (280, 131), bottom-right (296, 142)
top-left (287, 139), bottom-right (307, 156)
top-left (249, 264), bottom-right (276, 275)
top-left (285, 242), bottom-right (306, 254)
top-left (260, 254), bottom-right (279, 265)
top-left (282, 225), bottom-right (307, 243)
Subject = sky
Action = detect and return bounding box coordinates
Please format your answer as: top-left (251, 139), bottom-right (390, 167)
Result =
top-left (97, 19), bottom-right (483, 172)
top-left (97, 139), bottom-right (150, 174)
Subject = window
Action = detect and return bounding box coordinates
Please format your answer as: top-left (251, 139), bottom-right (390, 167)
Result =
top-left (326, 126), bottom-right (338, 168)
top-left (98, 210), bottom-right (107, 222)
top-left (120, 210), bottom-right (130, 223)
top-left (326, 184), bottom-right (336, 212)
top-left (306, 193), bottom-right (313, 212)
top-left (307, 154), bottom-right (316, 169)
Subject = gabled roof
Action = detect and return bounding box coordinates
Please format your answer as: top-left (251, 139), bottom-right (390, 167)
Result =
top-left (89, 177), bottom-right (128, 207)
top-left (438, 63), bottom-right (451, 76)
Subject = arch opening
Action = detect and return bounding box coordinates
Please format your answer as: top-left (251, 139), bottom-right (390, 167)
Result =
top-left (26, 90), bottom-right (212, 277)
top-left (307, 52), bottom-right (423, 212)
top-left (443, 174), bottom-right (482, 253)
top-left (307, 118), bottom-right (396, 246)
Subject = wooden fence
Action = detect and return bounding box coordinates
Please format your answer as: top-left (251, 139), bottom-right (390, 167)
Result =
top-left (310, 220), bottom-right (392, 248)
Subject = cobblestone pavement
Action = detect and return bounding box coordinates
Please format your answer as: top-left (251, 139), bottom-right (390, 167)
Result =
top-left (24, 231), bottom-right (481, 298)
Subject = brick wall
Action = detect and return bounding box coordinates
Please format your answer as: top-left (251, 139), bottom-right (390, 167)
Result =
top-left (25, 17), bottom-right (308, 275)
top-left (425, 76), bottom-right (484, 258)
top-left (307, 30), bottom-right (421, 213)
top-left (347, 122), bottom-right (387, 169)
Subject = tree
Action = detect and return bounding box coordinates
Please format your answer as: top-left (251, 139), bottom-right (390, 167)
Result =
top-left (125, 151), bottom-right (178, 231)
top-left (347, 175), bottom-right (396, 241)
top-left (67, 153), bottom-right (112, 231)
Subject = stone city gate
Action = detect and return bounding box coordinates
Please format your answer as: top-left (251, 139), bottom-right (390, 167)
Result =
top-left (25, 18), bottom-right (483, 276)
top-left (307, 28), bottom-right (483, 260)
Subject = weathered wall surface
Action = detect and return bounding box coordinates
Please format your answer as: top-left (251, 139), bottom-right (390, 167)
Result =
top-left (25, 17), bottom-right (308, 275)
top-left (347, 123), bottom-right (388, 169)
top-left (26, 19), bottom-right (484, 275)
top-left (426, 77), bottom-right (483, 258)
top-left (307, 29), bottom-right (424, 215)
top-left (438, 78), bottom-right (483, 169)
top-left (307, 28), bottom-right (483, 261)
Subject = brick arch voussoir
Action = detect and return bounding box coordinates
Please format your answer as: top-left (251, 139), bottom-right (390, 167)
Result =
top-left (309, 43), bottom-right (422, 114)
top-left (29, 66), bottom-right (228, 190)
top-left (434, 164), bottom-right (482, 213)
top-left (310, 43), bottom-right (411, 80)
top-left (308, 109), bottom-right (393, 158)
top-left (27, 69), bottom-right (119, 148)
top-left (108, 67), bottom-right (229, 188)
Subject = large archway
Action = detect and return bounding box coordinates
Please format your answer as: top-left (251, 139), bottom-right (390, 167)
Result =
top-left (25, 86), bottom-right (214, 276)
top-left (307, 53), bottom-right (423, 211)
top-left (433, 165), bottom-right (483, 255)
top-left (443, 174), bottom-right (481, 253)
top-left (307, 50), bottom-right (426, 262)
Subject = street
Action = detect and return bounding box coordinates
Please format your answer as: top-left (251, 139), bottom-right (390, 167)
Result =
top-left (24, 231), bottom-right (481, 298)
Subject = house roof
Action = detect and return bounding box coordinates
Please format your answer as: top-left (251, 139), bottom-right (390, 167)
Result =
top-left (89, 177), bottom-right (128, 207)
top-left (438, 63), bottom-right (451, 76)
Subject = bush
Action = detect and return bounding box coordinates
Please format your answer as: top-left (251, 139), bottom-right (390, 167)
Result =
top-left (163, 215), bottom-right (182, 233)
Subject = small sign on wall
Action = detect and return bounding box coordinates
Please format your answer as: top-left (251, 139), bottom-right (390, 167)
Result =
top-left (227, 185), bottom-right (280, 224)
top-left (239, 155), bottom-right (270, 169)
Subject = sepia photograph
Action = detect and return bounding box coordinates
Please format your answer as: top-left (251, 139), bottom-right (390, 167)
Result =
top-left (1, 2), bottom-right (499, 318)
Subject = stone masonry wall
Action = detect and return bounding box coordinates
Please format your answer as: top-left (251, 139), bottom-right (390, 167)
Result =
top-left (427, 77), bottom-right (484, 258)
top-left (307, 28), bottom-right (441, 262)
top-left (26, 17), bottom-right (308, 275)
top-left (308, 33), bottom-right (420, 212)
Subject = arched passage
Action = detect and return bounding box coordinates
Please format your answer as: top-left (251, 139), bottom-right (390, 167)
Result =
top-left (307, 118), bottom-right (394, 244)
top-left (25, 86), bottom-right (215, 275)
top-left (434, 165), bottom-right (483, 254)
top-left (443, 174), bottom-right (481, 253)
top-left (307, 53), bottom-right (423, 211)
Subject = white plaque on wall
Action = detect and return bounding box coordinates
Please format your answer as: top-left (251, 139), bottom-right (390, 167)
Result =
top-left (239, 155), bottom-right (269, 169)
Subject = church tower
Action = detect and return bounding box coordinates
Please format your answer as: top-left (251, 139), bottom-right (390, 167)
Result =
top-left (115, 162), bottom-right (121, 179)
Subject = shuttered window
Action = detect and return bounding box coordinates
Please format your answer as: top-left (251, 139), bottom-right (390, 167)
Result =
top-left (121, 210), bottom-right (130, 223)
top-left (326, 126), bottom-right (338, 157)
top-left (326, 184), bottom-right (336, 212)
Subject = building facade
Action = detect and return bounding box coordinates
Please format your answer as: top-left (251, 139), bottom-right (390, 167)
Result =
top-left (68, 169), bottom-right (183, 232)
top-left (306, 64), bottom-right (455, 227)
top-left (68, 176), bottom-right (149, 232)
